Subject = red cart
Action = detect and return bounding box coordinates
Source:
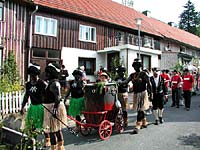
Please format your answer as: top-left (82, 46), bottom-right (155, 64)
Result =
top-left (67, 83), bottom-right (124, 140)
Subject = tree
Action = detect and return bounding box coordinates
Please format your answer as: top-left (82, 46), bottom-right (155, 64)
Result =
top-left (179, 0), bottom-right (200, 36)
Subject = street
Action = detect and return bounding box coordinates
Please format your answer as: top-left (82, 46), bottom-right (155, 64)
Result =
top-left (62, 94), bottom-right (200, 150)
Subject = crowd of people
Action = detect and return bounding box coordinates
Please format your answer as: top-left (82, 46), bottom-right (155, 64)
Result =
top-left (20, 59), bottom-right (199, 149)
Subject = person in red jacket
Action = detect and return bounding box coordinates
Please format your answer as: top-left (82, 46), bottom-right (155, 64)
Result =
top-left (171, 70), bottom-right (181, 108)
top-left (182, 68), bottom-right (194, 111)
top-left (160, 69), bottom-right (171, 104)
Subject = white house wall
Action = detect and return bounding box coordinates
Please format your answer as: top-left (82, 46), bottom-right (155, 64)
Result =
top-left (61, 47), bottom-right (99, 82)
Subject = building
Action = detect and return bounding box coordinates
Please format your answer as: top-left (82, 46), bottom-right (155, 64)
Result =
top-left (0, 0), bottom-right (200, 82)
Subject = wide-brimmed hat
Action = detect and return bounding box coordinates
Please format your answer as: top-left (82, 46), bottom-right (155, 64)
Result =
top-left (27, 63), bottom-right (41, 75)
top-left (72, 69), bottom-right (82, 77)
top-left (132, 58), bottom-right (142, 68)
top-left (100, 72), bottom-right (109, 79)
top-left (116, 66), bottom-right (126, 73)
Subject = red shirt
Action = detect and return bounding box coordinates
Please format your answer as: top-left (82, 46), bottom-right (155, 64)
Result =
top-left (171, 74), bottom-right (181, 89)
top-left (160, 73), bottom-right (170, 87)
top-left (182, 74), bottom-right (194, 91)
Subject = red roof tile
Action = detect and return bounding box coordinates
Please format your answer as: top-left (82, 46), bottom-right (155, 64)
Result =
top-left (33, 0), bottom-right (200, 49)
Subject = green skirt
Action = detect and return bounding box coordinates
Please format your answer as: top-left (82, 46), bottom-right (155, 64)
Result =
top-left (68, 97), bottom-right (85, 117)
top-left (25, 104), bottom-right (44, 129)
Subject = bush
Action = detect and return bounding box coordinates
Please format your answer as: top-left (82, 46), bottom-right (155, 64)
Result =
top-left (0, 50), bottom-right (23, 93)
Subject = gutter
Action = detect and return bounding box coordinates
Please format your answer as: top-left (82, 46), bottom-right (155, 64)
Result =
top-left (28, 5), bottom-right (38, 65)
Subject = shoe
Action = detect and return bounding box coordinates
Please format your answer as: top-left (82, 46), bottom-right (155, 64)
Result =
top-left (171, 104), bottom-right (175, 107)
top-left (186, 108), bottom-right (190, 111)
top-left (159, 117), bottom-right (164, 124)
top-left (132, 128), bottom-right (139, 134)
top-left (176, 106), bottom-right (179, 108)
top-left (154, 120), bottom-right (159, 125)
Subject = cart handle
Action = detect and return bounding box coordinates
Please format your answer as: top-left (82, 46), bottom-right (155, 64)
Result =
top-left (81, 111), bottom-right (107, 115)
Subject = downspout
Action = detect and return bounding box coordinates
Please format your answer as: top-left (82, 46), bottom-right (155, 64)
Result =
top-left (28, 5), bottom-right (38, 65)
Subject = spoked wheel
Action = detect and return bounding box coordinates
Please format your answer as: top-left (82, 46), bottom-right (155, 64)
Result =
top-left (98, 120), bottom-right (112, 140)
top-left (80, 119), bottom-right (92, 136)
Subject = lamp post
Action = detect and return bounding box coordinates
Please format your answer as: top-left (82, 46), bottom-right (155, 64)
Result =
top-left (136, 18), bottom-right (142, 60)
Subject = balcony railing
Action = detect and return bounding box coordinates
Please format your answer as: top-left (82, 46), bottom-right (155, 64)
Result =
top-left (113, 34), bottom-right (160, 50)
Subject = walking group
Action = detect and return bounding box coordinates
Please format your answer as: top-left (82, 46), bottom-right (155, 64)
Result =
top-left (20, 58), bottom-right (197, 149)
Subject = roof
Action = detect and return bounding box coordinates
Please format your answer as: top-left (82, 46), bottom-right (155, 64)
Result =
top-left (33, 0), bottom-right (200, 49)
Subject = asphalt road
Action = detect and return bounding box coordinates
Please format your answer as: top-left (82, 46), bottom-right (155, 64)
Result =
top-left (62, 94), bottom-right (200, 150)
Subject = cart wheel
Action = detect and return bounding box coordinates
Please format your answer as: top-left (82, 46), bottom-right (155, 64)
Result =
top-left (80, 119), bottom-right (92, 136)
top-left (115, 116), bottom-right (124, 133)
top-left (99, 120), bottom-right (112, 140)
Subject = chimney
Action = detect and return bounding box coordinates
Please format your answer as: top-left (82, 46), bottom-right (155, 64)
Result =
top-left (142, 10), bottom-right (151, 17)
top-left (168, 22), bottom-right (177, 27)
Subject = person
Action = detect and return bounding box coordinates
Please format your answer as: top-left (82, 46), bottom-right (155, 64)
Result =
top-left (178, 71), bottom-right (184, 106)
top-left (115, 66), bottom-right (129, 127)
top-left (43, 63), bottom-right (67, 150)
top-left (160, 69), bottom-right (171, 104)
top-left (118, 58), bottom-right (152, 134)
top-left (182, 68), bottom-right (194, 111)
top-left (66, 69), bottom-right (85, 132)
top-left (59, 64), bottom-right (69, 89)
top-left (150, 68), bottom-right (168, 125)
top-left (171, 70), bottom-right (181, 108)
top-left (79, 66), bottom-right (87, 83)
top-left (20, 63), bottom-right (47, 130)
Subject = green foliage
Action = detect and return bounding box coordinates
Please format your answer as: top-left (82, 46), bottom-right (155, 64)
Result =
top-left (171, 61), bottom-right (183, 73)
top-left (0, 51), bottom-right (22, 92)
top-left (108, 56), bottom-right (126, 80)
top-left (179, 0), bottom-right (200, 36)
top-left (16, 122), bottom-right (44, 150)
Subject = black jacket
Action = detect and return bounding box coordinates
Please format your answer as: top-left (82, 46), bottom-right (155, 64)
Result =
top-left (150, 75), bottom-right (167, 95)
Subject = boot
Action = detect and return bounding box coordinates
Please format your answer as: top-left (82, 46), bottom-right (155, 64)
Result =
top-left (123, 111), bottom-right (128, 127)
top-left (51, 145), bottom-right (57, 150)
top-left (123, 118), bottom-right (128, 127)
top-left (132, 121), bottom-right (142, 134)
top-left (142, 118), bottom-right (148, 128)
top-left (45, 138), bottom-right (51, 147)
top-left (57, 141), bottom-right (64, 150)
top-left (75, 123), bottom-right (80, 133)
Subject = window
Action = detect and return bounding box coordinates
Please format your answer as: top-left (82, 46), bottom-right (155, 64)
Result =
top-left (0, 2), bottom-right (3, 21)
top-left (79, 25), bottom-right (96, 42)
top-left (35, 16), bottom-right (57, 36)
top-left (32, 49), bottom-right (60, 59)
top-left (79, 57), bottom-right (96, 75)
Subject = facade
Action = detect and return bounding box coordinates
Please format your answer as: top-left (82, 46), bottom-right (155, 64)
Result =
top-left (0, 0), bottom-right (200, 83)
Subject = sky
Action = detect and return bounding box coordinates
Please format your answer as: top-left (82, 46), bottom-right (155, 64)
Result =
top-left (112, 0), bottom-right (200, 24)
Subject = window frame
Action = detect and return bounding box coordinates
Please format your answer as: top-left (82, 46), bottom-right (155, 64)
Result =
top-left (35, 15), bottom-right (57, 37)
top-left (78, 57), bottom-right (96, 75)
top-left (79, 24), bottom-right (96, 43)
top-left (0, 48), bottom-right (3, 75)
top-left (0, 1), bottom-right (4, 21)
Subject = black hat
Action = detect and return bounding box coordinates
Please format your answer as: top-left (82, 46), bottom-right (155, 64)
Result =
top-left (27, 63), bottom-right (40, 75)
top-left (183, 68), bottom-right (189, 72)
top-left (45, 63), bottom-right (60, 79)
top-left (132, 58), bottom-right (142, 68)
top-left (72, 69), bottom-right (82, 77)
top-left (152, 67), bottom-right (160, 72)
top-left (116, 66), bottom-right (126, 73)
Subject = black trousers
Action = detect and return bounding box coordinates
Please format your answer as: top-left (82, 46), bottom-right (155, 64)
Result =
top-left (152, 93), bottom-right (164, 110)
top-left (172, 88), bottom-right (179, 106)
top-left (183, 90), bottom-right (192, 109)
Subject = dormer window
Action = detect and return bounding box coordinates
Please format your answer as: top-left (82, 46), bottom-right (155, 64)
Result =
top-left (35, 16), bottom-right (57, 37)
top-left (180, 46), bottom-right (186, 53)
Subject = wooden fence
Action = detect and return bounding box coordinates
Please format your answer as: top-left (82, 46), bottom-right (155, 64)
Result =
top-left (0, 91), bottom-right (30, 117)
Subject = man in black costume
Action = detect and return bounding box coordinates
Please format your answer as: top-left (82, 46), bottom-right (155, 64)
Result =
top-left (115, 66), bottom-right (129, 127)
top-left (118, 58), bottom-right (152, 134)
